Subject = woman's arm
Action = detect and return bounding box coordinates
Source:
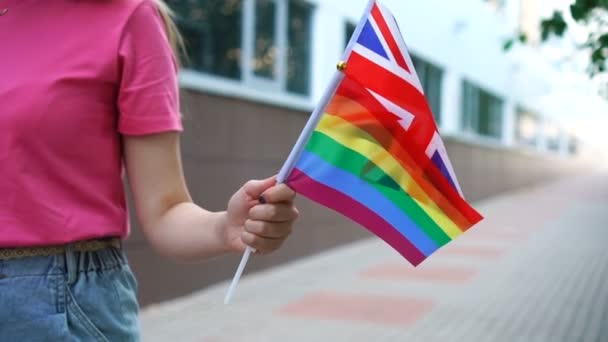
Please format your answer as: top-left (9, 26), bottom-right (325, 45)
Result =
top-left (123, 132), bottom-right (298, 262)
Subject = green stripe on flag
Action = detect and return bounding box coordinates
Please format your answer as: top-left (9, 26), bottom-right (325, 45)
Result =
top-left (306, 131), bottom-right (452, 246)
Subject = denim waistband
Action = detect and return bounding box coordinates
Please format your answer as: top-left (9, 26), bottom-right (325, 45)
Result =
top-left (0, 244), bottom-right (126, 279)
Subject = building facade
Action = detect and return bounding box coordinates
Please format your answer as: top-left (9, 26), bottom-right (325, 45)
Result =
top-left (127, 0), bottom-right (594, 306)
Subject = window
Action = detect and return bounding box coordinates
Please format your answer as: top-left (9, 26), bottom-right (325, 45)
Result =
top-left (287, 1), bottom-right (313, 94)
top-left (253, 0), bottom-right (277, 79)
top-left (344, 22), bottom-right (357, 48)
top-left (515, 108), bottom-right (539, 146)
top-left (170, 0), bottom-right (314, 96)
top-left (461, 81), bottom-right (504, 138)
top-left (544, 121), bottom-right (561, 151)
top-left (411, 55), bottom-right (443, 125)
top-left (568, 136), bottom-right (579, 155)
top-left (170, 0), bottom-right (243, 80)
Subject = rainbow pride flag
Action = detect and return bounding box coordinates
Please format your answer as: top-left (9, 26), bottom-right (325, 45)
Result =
top-left (280, 0), bottom-right (483, 266)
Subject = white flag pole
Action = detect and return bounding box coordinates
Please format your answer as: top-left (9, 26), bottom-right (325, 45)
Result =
top-left (223, 0), bottom-right (375, 304)
top-left (223, 70), bottom-right (345, 304)
top-left (223, 246), bottom-right (255, 304)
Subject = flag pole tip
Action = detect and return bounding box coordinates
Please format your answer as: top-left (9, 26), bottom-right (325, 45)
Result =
top-left (337, 61), bottom-right (348, 71)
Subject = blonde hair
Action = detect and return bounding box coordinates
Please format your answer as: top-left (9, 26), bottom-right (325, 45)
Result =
top-left (153, 0), bottom-right (185, 63)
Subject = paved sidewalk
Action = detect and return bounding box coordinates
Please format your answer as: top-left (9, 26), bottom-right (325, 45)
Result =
top-left (141, 172), bottom-right (608, 342)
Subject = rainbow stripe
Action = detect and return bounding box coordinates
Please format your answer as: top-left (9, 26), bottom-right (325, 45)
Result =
top-left (286, 76), bottom-right (483, 266)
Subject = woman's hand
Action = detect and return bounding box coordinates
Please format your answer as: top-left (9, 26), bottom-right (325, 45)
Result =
top-left (124, 132), bottom-right (298, 261)
top-left (222, 176), bottom-right (299, 254)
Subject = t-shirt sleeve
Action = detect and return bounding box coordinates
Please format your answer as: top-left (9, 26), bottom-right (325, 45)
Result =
top-left (117, 1), bottom-right (183, 135)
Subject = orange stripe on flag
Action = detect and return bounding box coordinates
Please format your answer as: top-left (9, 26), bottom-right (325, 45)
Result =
top-left (325, 94), bottom-right (473, 231)
top-left (330, 77), bottom-right (482, 228)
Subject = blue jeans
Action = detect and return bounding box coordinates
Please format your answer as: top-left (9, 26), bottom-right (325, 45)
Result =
top-left (0, 244), bottom-right (140, 341)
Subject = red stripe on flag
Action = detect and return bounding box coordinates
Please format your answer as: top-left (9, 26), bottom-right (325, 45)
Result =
top-left (325, 94), bottom-right (472, 231)
top-left (287, 168), bottom-right (427, 266)
top-left (346, 51), bottom-right (437, 146)
top-left (334, 77), bottom-right (483, 227)
top-left (371, 3), bottom-right (410, 72)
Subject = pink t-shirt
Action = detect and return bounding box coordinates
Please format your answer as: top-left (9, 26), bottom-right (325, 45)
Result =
top-left (0, 0), bottom-right (182, 247)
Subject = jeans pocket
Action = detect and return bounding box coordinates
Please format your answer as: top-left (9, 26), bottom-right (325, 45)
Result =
top-left (0, 274), bottom-right (61, 323)
top-left (66, 287), bottom-right (111, 342)
top-left (66, 265), bottom-right (140, 342)
top-left (0, 313), bottom-right (70, 342)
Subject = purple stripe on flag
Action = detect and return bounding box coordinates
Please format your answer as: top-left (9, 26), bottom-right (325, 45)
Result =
top-left (292, 150), bottom-right (438, 255)
top-left (288, 168), bottom-right (426, 266)
top-left (431, 150), bottom-right (457, 191)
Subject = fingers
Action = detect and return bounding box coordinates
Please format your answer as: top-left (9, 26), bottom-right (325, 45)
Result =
top-left (241, 231), bottom-right (287, 254)
top-left (237, 176), bottom-right (299, 254)
top-left (260, 183), bottom-right (296, 204)
top-left (244, 219), bottom-right (293, 239)
top-left (249, 203), bottom-right (299, 222)
top-left (243, 176), bottom-right (277, 199)
top-left (242, 203), bottom-right (298, 253)
top-left (241, 199), bottom-right (299, 254)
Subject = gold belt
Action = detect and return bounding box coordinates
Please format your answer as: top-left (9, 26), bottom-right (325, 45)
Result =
top-left (0, 238), bottom-right (121, 261)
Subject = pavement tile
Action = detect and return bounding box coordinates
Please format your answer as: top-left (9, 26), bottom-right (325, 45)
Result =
top-left (465, 227), bottom-right (532, 240)
top-left (434, 245), bottom-right (507, 258)
top-left (360, 263), bottom-right (478, 284)
top-left (276, 291), bottom-right (435, 327)
top-left (198, 338), bottom-right (231, 342)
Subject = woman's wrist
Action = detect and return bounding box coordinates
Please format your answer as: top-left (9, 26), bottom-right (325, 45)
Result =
top-left (211, 210), bottom-right (238, 255)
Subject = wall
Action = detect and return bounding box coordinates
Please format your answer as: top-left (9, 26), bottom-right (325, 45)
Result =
top-left (126, 91), bottom-right (591, 306)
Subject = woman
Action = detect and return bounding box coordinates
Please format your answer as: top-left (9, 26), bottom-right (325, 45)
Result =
top-left (0, 0), bottom-right (299, 340)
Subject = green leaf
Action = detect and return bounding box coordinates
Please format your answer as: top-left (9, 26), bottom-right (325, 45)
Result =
top-left (591, 47), bottom-right (606, 63)
top-left (503, 38), bottom-right (515, 51)
top-left (600, 33), bottom-right (608, 47)
top-left (541, 20), bottom-right (551, 41)
top-left (570, 3), bottom-right (585, 21)
top-left (570, 0), bottom-right (598, 21)
top-left (552, 12), bottom-right (568, 35)
top-left (541, 29), bottom-right (549, 41)
top-left (518, 33), bottom-right (528, 43)
top-left (540, 12), bottom-right (568, 41)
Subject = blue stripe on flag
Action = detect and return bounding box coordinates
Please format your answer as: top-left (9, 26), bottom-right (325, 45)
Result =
top-left (295, 149), bottom-right (439, 256)
top-left (357, 20), bottom-right (389, 60)
top-left (431, 151), bottom-right (457, 191)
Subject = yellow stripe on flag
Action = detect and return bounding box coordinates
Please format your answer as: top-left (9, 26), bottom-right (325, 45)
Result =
top-left (315, 114), bottom-right (463, 239)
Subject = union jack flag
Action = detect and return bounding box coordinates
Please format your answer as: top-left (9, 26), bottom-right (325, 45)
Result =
top-left (343, 0), bottom-right (464, 198)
